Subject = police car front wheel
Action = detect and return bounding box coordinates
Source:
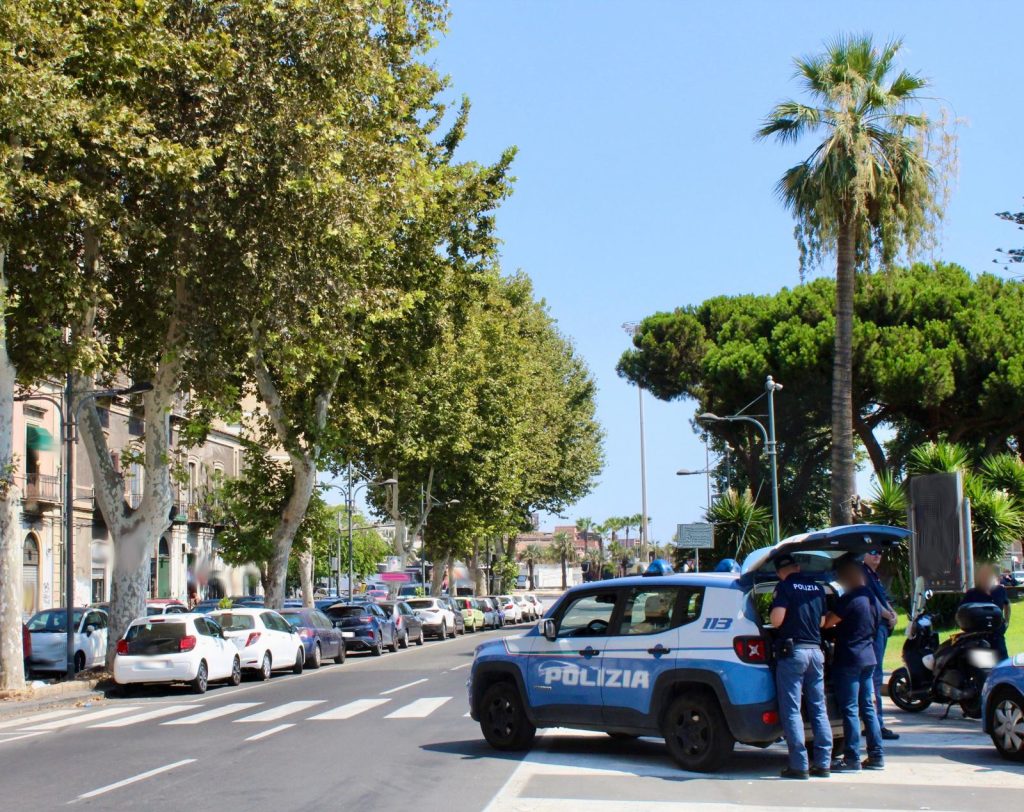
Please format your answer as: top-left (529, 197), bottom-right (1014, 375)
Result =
top-left (479, 682), bottom-right (536, 751)
top-left (661, 690), bottom-right (734, 772)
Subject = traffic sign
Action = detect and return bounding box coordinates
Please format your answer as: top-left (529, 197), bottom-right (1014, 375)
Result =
top-left (380, 572), bottom-right (410, 583)
top-left (676, 522), bottom-right (714, 550)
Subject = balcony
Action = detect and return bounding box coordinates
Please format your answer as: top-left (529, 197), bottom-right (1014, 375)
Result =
top-left (21, 473), bottom-right (61, 505)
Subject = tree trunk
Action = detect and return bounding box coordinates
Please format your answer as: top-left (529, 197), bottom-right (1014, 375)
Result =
top-left (854, 414), bottom-right (887, 477)
top-left (430, 555), bottom-right (446, 595)
top-left (0, 250), bottom-right (24, 691)
top-left (831, 216), bottom-right (857, 526)
top-left (447, 557), bottom-right (455, 598)
top-left (107, 532), bottom-right (152, 664)
top-left (298, 549), bottom-right (314, 607)
top-left (560, 554), bottom-right (567, 590)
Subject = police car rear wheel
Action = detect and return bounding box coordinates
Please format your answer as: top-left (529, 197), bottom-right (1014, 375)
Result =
top-left (988, 687), bottom-right (1024, 762)
top-left (662, 691), bottom-right (734, 772)
top-left (480, 682), bottom-right (536, 751)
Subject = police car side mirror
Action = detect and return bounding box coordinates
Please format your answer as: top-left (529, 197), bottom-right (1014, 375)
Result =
top-left (542, 619), bottom-right (557, 641)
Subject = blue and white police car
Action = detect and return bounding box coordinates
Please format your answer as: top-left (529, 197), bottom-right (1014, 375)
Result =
top-left (467, 524), bottom-right (908, 772)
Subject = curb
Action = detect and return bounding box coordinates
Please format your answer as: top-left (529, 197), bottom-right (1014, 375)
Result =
top-left (0, 681), bottom-right (106, 723)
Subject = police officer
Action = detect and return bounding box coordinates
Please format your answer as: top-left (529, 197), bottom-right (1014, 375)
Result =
top-left (826, 556), bottom-right (884, 772)
top-left (770, 552), bottom-right (833, 779)
top-left (862, 548), bottom-right (899, 740)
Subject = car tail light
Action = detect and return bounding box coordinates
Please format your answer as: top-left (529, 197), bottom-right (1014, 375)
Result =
top-left (367, 629), bottom-right (376, 640)
top-left (298, 628), bottom-right (313, 639)
top-left (733, 636), bottom-right (767, 664)
top-left (244, 632), bottom-right (261, 647)
top-left (359, 616), bottom-right (372, 623)
top-left (116, 639), bottom-right (129, 656)
top-left (23, 625), bottom-right (31, 656)
top-left (179, 635), bottom-right (197, 652)
top-left (762, 710), bottom-right (779, 725)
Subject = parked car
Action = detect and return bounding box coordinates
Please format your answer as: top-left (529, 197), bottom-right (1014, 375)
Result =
top-left (114, 613), bottom-right (241, 694)
top-left (523, 594), bottom-right (544, 618)
top-left (516, 575), bottom-right (528, 589)
top-left (452, 597), bottom-right (486, 632)
top-left (279, 608), bottom-right (347, 667)
top-left (22, 623), bottom-right (31, 677)
top-left (322, 602), bottom-right (397, 656)
top-left (229, 595), bottom-right (265, 607)
top-left (210, 608), bottom-right (305, 680)
top-left (482, 596), bottom-right (506, 627)
top-left (512, 595), bottom-right (535, 621)
top-left (496, 595), bottom-right (522, 624)
top-left (439, 596), bottom-right (467, 635)
top-left (364, 588), bottom-right (390, 601)
top-left (474, 598), bottom-right (499, 630)
top-left (146, 599), bottom-right (188, 616)
top-left (26, 607), bottom-right (108, 674)
top-left (406, 597), bottom-right (459, 640)
top-left (379, 601), bottom-right (425, 648)
top-left (397, 584), bottom-right (425, 599)
top-left (982, 652), bottom-right (1024, 762)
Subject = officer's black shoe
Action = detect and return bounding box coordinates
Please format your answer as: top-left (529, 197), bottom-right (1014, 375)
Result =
top-left (779, 767), bottom-right (809, 780)
top-left (862, 758), bottom-right (885, 770)
top-left (880, 727), bottom-right (900, 740)
top-left (809, 766), bottom-right (831, 778)
top-left (829, 758), bottom-right (861, 772)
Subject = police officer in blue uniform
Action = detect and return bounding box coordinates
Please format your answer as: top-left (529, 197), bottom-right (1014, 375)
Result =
top-left (770, 553), bottom-right (833, 779)
top-left (862, 549), bottom-right (899, 740)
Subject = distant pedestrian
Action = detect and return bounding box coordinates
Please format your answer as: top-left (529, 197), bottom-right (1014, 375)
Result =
top-left (769, 553), bottom-right (833, 779)
top-left (862, 548), bottom-right (899, 740)
top-left (826, 556), bottom-right (884, 772)
top-left (961, 564), bottom-right (1009, 661)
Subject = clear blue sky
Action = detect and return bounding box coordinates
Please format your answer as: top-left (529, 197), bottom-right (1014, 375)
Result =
top-left (388, 1), bottom-right (1024, 539)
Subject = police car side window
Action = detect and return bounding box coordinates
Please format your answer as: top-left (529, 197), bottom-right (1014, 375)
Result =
top-left (617, 587), bottom-right (704, 636)
top-left (556, 593), bottom-right (617, 638)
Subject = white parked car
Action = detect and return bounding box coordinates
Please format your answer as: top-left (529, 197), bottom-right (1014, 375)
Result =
top-left (114, 614), bottom-right (241, 694)
top-left (497, 595), bottom-right (522, 624)
top-left (405, 598), bottom-right (458, 639)
top-left (210, 608), bottom-right (306, 680)
top-left (26, 607), bottom-right (108, 673)
top-left (512, 595), bottom-right (534, 621)
top-left (523, 594), bottom-right (543, 618)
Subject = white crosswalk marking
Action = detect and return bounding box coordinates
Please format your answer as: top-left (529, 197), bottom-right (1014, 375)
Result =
top-left (244, 723), bottom-right (293, 742)
top-left (308, 698), bottom-right (390, 721)
top-left (235, 701), bottom-right (324, 723)
top-left (19, 705), bottom-right (141, 731)
top-left (162, 702), bottom-right (262, 726)
top-left (385, 696), bottom-right (451, 719)
top-left (0, 708), bottom-right (81, 730)
top-left (91, 705), bottom-right (196, 728)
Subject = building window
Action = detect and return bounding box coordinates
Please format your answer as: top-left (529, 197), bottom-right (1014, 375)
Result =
top-left (23, 535), bottom-right (40, 614)
top-left (128, 412), bottom-right (144, 436)
top-left (91, 568), bottom-right (106, 603)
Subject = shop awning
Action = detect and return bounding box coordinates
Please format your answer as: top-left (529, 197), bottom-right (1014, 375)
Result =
top-left (26, 425), bottom-right (55, 451)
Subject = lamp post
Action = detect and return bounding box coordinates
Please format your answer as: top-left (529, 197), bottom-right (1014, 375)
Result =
top-left (697, 375), bottom-right (783, 544)
top-left (622, 322), bottom-right (650, 563)
top-left (329, 465), bottom-right (398, 603)
top-left (417, 487), bottom-right (459, 594)
top-left (15, 377), bottom-right (153, 678)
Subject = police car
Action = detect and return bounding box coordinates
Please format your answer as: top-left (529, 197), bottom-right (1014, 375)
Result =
top-left (467, 524), bottom-right (908, 772)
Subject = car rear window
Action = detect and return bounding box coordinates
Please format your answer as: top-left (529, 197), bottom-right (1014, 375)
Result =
top-left (406, 600), bottom-right (436, 610)
top-left (281, 613), bottom-right (305, 628)
top-left (327, 606), bottom-right (366, 619)
top-left (124, 622), bottom-right (189, 655)
top-left (214, 613), bottom-right (255, 631)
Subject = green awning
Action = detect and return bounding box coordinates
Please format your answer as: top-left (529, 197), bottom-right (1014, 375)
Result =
top-left (26, 425), bottom-right (55, 452)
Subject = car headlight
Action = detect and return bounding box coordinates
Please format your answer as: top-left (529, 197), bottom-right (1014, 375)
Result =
top-left (967, 649), bottom-right (1000, 669)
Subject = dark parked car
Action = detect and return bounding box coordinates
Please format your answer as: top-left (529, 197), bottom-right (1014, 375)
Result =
top-left (23, 623), bottom-right (31, 678)
top-left (379, 601), bottom-right (425, 648)
top-left (279, 608), bottom-right (346, 667)
top-left (323, 603), bottom-right (397, 656)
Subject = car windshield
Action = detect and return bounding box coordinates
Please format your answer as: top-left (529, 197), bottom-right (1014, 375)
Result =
top-left (378, 604), bottom-right (395, 616)
top-left (28, 609), bottom-right (84, 633)
top-left (280, 613), bottom-right (306, 628)
top-left (406, 600), bottom-right (436, 611)
top-left (124, 621), bottom-right (188, 655)
top-left (213, 613), bottom-right (255, 631)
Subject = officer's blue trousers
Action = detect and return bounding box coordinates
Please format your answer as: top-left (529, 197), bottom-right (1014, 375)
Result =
top-left (834, 665), bottom-right (884, 765)
top-left (872, 625), bottom-right (890, 725)
top-left (775, 647), bottom-right (832, 771)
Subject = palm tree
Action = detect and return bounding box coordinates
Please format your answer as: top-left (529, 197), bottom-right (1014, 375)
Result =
top-left (759, 35), bottom-right (946, 526)
top-left (575, 516), bottom-right (593, 560)
top-left (550, 531), bottom-right (577, 591)
top-left (519, 544), bottom-right (543, 591)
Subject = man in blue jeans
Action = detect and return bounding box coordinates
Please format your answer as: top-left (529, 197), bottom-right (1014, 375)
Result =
top-left (863, 548), bottom-right (899, 740)
top-left (770, 553), bottom-right (833, 779)
top-left (827, 556), bottom-right (885, 771)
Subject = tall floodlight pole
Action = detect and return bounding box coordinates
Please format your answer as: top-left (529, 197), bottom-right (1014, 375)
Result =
top-left (622, 322), bottom-right (649, 561)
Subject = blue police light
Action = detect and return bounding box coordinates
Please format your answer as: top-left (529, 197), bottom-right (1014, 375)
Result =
top-left (643, 559), bottom-right (674, 577)
top-left (714, 558), bottom-right (741, 573)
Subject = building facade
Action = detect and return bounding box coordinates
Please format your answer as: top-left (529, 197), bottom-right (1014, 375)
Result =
top-left (15, 380), bottom-right (261, 616)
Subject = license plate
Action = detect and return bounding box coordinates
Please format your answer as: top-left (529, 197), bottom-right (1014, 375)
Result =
top-left (341, 632), bottom-right (355, 639)
top-left (138, 659), bottom-right (171, 670)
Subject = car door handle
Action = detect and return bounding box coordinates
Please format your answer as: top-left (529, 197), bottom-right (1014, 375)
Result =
top-left (647, 645), bottom-right (671, 657)
top-left (578, 646), bottom-right (600, 658)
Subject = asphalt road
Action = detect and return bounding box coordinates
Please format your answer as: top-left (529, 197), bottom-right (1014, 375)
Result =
top-left (0, 617), bottom-right (1018, 812)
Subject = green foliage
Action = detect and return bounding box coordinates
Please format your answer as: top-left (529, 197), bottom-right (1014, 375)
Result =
top-left (996, 202), bottom-right (1024, 267)
top-left (705, 489), bottom-right (773, 562)
top-left (493, 558), bottom-right (519, 594)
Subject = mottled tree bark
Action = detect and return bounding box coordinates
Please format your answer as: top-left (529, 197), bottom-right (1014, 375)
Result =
top-left (831, 216), bottom-right (857, 526)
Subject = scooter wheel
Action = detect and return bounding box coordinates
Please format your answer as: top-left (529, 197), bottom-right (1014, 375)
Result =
top-left (888, 667), bottom-right (932, 713)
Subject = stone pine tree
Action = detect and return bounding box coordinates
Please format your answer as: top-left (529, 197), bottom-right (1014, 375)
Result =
top-left (758, 34), bottom-right (953, 525)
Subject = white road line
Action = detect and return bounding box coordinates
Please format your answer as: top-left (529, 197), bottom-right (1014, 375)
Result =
top-left (384, 696), bottom-right (451, 719)
top-left (162, 702), bottom-right (262, 726)
top-left (73, 759), bottom-right (196, 802)
top-left (450, 662), bottom-right (472, 671)
top-left (90, 705), bottom-right (196, 728)
top-left (0, 731), bottom-right (46, 745)
top-left (0, 708), bottom-right (82, 730)
top-left (234, 700), bottom-right (324, 723)
top-left (21, 706), bottom-right (141, 731)
top-left (463, 712), bottom-right (471, 717)
top-left (244, 723), bottom-right (293, 742)
top-left (308, 698), bottom-right (390, 721)
top-left (380, 678), bottom-right (428, 695)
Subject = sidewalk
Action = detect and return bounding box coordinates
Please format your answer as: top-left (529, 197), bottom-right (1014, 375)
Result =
top-left (0, 676), bottom-right (106, 723)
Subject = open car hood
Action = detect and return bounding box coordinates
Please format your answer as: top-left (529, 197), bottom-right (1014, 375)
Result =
top-left (739, 524), bottom-right (910, 587)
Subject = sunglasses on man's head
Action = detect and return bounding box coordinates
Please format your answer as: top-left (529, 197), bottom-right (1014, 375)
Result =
top-left (868, 550), bottom-right (881, 556)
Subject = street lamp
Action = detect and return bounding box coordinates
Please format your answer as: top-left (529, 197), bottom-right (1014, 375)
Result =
top-left (698, 375), bottom-right (783, 544)
top-left (327, 465), bottom-right (397, 603)
top-left (622, 322), bottom-right (650, 564)
top-left (418, 490), bottom-right (459, 593)
top-left (15, 378), bottom-right (153, 678)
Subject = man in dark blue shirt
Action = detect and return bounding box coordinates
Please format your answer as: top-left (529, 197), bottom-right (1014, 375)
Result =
top-left (863, 549), bottom-right (899, 740)
top-left (961, 564), bottom-right (1009, 661)
top-left (826, 556), bottom-right (884, 771)
top-left (770, 553), bottom-right (832, 779)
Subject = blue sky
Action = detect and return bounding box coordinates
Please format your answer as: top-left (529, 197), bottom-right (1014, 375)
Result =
top-left (354, 2), bottom-right (1024, 539)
